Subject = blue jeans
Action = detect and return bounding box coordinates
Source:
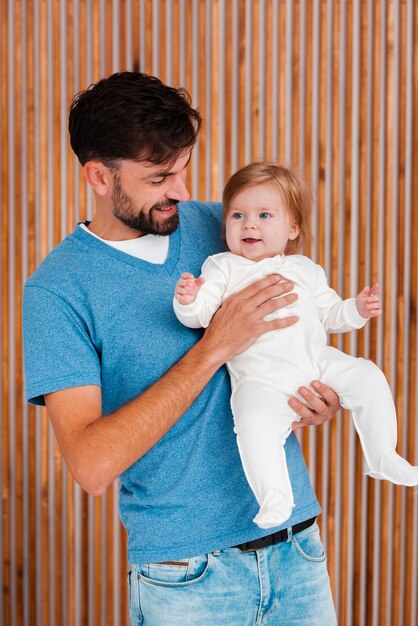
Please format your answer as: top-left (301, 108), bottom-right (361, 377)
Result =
top-left (128, 521), bottom-right (337, 625)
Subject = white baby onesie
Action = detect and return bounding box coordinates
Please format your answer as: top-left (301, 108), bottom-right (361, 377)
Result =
top-left (174, 252), bottom-right (418, 528)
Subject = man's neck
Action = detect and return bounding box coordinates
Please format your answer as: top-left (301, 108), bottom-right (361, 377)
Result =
top-left (87, 215), bottom-right (145, 241)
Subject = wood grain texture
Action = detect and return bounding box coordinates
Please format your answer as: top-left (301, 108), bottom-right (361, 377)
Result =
top-left (1, 2), bottom-right (417, 624)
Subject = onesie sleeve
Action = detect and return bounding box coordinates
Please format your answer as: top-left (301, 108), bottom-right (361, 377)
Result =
top-left (173, 256), bottom-right (228, 329)
top-left (23, 285), bottom-right (102, 406)
top-left (311, 263), bottom-right (368, 333)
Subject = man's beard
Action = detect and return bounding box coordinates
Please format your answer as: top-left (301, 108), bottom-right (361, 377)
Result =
top-left (112, 173), bottom-right (180, 236)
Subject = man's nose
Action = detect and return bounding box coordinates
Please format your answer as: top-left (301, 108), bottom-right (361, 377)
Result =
top-left (168, 176), bottom-right (190, 202)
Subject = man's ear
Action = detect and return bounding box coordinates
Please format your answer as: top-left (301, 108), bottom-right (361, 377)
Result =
top-left (83, 161), bottom-right (113, 197)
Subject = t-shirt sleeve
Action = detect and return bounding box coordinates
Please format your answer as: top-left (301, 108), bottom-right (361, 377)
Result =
top-left (23, 285), bottom-right (102, 406)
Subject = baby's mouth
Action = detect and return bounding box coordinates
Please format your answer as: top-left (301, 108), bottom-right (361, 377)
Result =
top-left (242, 238), bottom-right (261, 244)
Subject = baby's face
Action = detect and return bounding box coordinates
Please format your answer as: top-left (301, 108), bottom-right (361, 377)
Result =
top-left (225, 183), bottom-right (300, 262)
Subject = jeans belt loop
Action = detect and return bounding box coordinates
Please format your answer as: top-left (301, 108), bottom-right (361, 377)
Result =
top-left (286, 525), bottom-right (293, 542)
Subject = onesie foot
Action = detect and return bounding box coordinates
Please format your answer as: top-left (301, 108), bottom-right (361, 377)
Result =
top-left (253, 489), bottom-right (294, 529)
top-left (366, 450), bottom-right (418, 486)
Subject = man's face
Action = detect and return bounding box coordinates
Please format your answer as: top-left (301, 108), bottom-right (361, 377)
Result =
top-left (110, 151), bottom-right (191, 236)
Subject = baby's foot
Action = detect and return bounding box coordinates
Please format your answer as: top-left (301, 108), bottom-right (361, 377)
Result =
top-left (253, 489), bottom-right (294, 529)
top-left (367, 450), bottom-right (418, 486)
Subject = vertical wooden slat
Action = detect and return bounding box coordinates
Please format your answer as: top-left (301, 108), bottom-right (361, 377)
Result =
top-left (60, 1), bottom-right (75, 622)
top-left (263, 0), bottom-right (272, 161)
top-left (379, 3), bottom-right (391, 624)
top-left (223, 0), bottom-right (232, 180)
top-left (11, 0), bottom-right (21, 623)
top-left (25, 2), bottom-right (37, 624)
top-left (237, 0), bottom-right (245, 168)
top-left (367, 6), bottom-right (379, 626)
top-left (327, 0), bottom-right (341, 611)
top-left (404, 4), bottom-right (417, 626)
top-left (284, 0), bottom-right (293, 164)
top-left (0, 5), bottom-right (6, 622)
top-left (355, 5), bottom-right (369, 625)
top-left (243, 0), bottom-right (251, 163)
top-left (392, 2), bottom-right (405, 623)
top-left (410, 4), bottom-right (418, 625)
top-left (277, 1), bottom-right (286, 161)
top-left (341, 2), bottom-right (353, 621)
top-left (103, 491), bottom-right (110, 626)
top-left (270, 0), bottom-right (279, 162)
top-left (20, 3), bottom-right (30, 623)
top-left (258, 0), bottom-right (266, 160)
top-left (209, 0), bottom-right (218, 198)
top-left (2, 0), bottom-right (11, 624)
top-left (396, 2), bottom-right (408, 619)
top-left (189, 0), bottom-right (199, 197)
top-left (217, 0), bottom-right (226, 197)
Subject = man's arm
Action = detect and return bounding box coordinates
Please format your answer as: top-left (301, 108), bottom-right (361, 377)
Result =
top-left (45, 275), bottom-right (298, 496)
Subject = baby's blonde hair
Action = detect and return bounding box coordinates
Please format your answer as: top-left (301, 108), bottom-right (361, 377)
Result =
top-left (222, 162), bottom-right (312, 255)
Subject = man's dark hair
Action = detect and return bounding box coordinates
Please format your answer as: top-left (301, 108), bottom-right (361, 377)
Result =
top-left (68, 71), bottom-right (202, 167)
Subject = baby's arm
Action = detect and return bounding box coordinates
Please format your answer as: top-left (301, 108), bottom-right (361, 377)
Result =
top-left (175, 272), bottom-right (205, 305)
top-left (355, 284), bottom-right (382, 318)
top-left (310, 260), bottom-right (373, 332)
top-left (173, 256), bottom-right (228, 329)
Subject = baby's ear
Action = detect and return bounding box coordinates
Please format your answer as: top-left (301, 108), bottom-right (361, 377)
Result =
top-left (289, 222), bottom-right (300, 240)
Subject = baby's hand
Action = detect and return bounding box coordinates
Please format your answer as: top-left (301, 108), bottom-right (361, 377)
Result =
top-left (356, 283), bottom-right (382, 318)
top-left (175, 272), bottom-right (205, 305)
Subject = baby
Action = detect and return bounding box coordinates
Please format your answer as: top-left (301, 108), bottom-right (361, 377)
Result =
top-left (174, 162), bottom-right (418, 529)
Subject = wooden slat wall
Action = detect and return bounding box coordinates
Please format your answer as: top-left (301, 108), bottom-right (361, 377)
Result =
top-left (1, 1), bottom-right (417, 624)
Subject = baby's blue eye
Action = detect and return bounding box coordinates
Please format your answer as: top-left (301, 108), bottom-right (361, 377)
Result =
top-left (259, 212), bottom-right (271, 219)
top-left (232, 212), bottom-right (244, 220)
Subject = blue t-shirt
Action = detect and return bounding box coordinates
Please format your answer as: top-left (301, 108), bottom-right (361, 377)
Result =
top-left (23, 201), bottom-right (320, 563)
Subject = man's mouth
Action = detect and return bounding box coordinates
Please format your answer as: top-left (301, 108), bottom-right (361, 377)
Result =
top-left (153, 203), bottom-right (178, 216)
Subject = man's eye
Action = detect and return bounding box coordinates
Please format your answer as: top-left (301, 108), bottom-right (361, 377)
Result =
top-left (150, 178), bottom-right (166, 186)
top-left (259, 212), bottom-right (271, 219)
top-left (232, 212), bottom-right (244, 220)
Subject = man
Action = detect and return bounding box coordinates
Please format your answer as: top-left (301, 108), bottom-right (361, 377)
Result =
top-left (23, 72), bottom-right (338, 624)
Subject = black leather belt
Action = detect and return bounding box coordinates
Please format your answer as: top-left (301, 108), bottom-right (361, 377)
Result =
top-left (235, 517), bottom-right (316, 552)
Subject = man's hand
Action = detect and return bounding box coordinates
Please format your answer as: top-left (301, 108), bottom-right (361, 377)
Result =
top-left (289, 380), bottom-right (342, 430)
top-left (200, 274), bottom-right (299, 365)
top-left (175, 272), bottom-right (205, 305)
